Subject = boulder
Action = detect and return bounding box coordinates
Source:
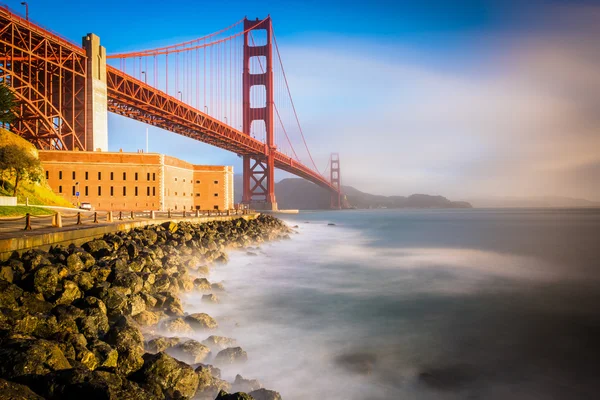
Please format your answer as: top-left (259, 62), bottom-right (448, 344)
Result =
top-left (77, 307), bottom-right (110, 341)
top-left (201, 335), bottom-right (237, 351)
top-left (65, 253), bottom-right (85, 273)
top-left (28, 367), bottom-right (158, 400)
top-left (127, 294), bottom-right (147, 317)
top-left (0, 280), bottom-right (24, 310)
top-left (214, 347), bottom-right (248, 365)
top-left (146, 336), bottom-right (181, 354)
top-left (215, 391), bottom-right (253, 400)
top-left (202, 293), bottom-right (219, 304)
top-left (130, 352), bottom-right (200, 399)
top-left (195, 364), bottom-right (230, 400)
top-left (0, 378), bottom-right (45, 399)
top-left (193, 278), bottom-right (212, 291)
top-left (19, 292), bottom-right (53, 314)
top-left (32, 265), bottom-right (59, 299)
top-left (184, 313), bottom-right (218, 330)
top-left (133, 310), bottom-right (161, 327)
top-left (0, 265), bottom-right (14, 283)
top-left (249, 388), bottom-right (283, 400)
top-left (167, 340), bottom-right (211, 364)
top-left (0, 339), bottom-right (71, 378)
top-left (89, 339), bottom-right (119, 369)
top-left (71, 271), bottom-right (95, 291)
top-left (232, 374), bottom-right (262, 393)
top-left (162, 317), bottom-right (194, 334)
top-left (211, 282), bottom-right (226, 292)
top-left (105, 316), bottom-right (144, 353)
top-left (161, 221), bottom-right (178, 233)
top-left (113, 272), bottom-right (144, 294)
top-left (82, 239), bottom-right (113, 258)
top-left (54, 280), bottom-right (82, 305)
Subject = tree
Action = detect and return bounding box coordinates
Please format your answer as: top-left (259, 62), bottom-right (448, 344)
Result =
top-left (0, 82), bottom-right (17, 125)
top-left (0, 145), bottom-right (42, 196)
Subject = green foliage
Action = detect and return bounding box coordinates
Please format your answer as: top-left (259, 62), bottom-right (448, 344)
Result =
top-left (0, 205), bottom-right (54, 217)
top-left (0, 83), bottom-right (17, 125)
top-left (0, 145), bottom-right (43, 196)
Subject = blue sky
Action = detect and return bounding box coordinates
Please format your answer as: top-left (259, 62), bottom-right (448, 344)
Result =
top-left (6, 0), bottom-right (600, 200)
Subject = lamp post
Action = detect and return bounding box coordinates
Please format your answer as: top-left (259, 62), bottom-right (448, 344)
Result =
top-left (141, 71), bottom-right (147, 84)
top-left (177, 91), bottom-right (182, 101)
top-left (20, 2), bottom-right (28, 20)
top-left (204, 105), bottom-right (208, 114)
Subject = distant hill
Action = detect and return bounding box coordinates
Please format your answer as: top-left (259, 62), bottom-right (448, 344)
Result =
top-left (234, 175), bottom-right (472, 210)
top-left (466, 196), bottom-right (600, 208)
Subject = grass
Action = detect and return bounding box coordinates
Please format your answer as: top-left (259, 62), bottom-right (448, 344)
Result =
top-left (0, 128), bottom-right (75, 208)
top-left (0, 205), bottom-right (55, 217)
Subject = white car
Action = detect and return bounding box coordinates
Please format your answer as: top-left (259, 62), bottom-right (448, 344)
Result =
top-left (79, 202), bottom-right (93, 211)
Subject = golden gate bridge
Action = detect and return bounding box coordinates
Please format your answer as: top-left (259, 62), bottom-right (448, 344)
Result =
top-left (0, 5), bottom-right (343, 209)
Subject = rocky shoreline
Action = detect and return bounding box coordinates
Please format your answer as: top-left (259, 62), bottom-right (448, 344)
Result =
top-left (0, 214), bottom-right (292, 399)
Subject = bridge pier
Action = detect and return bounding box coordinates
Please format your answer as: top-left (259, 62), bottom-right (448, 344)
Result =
top-left (82, 34), bottom-right (108, 152)
top-left (330, 153), bottom-right (342, 209)
top-left (241, 17), bottom-right (277, 210)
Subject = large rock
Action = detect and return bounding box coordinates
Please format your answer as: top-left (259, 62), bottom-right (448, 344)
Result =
top-left (214, 347), bottom-right (248, 365)
top-left (65, 253), bottom-right (85, 273)
top-left (146, 336), bottom-right (181, 354)
top-left (215, 391), bottom-right (254, 400)
top-left (232, 374), bottom-right (262, 393)
top-left (184, 313), bottom-right (218, 330)
top-left (0, 378), bottom-right (45, 399)
top-left (89, 339), bottom-right (119, 369)
top-left (130, 352), bottom-right (200, 399)
top-left (163, 317), bottom-right (194, 334)
top-left (167, 340), bottom-right (211, 364)
top-left (0, 279), bottom-right (24, 310)
top-left (105, 316), bottom-right (145, 375)
top-left (195, 364), bottom-right (231, 400)
top-left (55, 280), bottom-right (82, 305)
top-left (32, 265), bottom-right (59, 299)
top-left (0, 339), bottom-right (71, 378)
top-left (201, 335), bottom-right (237, 351)
top-left (249, 388), bottom-right (283, 400)
top-left (82, 239), bottom-right (113, 258)
top-left (29, 367), bottom-right (158, 400)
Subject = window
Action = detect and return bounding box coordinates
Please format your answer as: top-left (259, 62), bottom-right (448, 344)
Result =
top-left (196, 180), bottom-right (200, 184)
top-left (153, 173), bottom-right (156, 181)
top-left (152, 187), bottom-right (156, 196)
top-left (183, 193), bottom-right (186, 197)
top-left (183, 179), bottom-right (186, 183)
top-left (175, 177), bottom-right (178, 182)
top-left (59, 186), bottom-right (62, 193)
top-left (85, 186), bottom-right (88, 196)
top-left (135, 187), bottom-right (138, 196)
top-left (214, 180), bottom-right (218, 184)
top-left (98, 186), bottom-right (102, 196)
top-left (147, 187), bottom-right (150, 196)
top-left (174, 205), bottom-right (178, 210)
top-left (110, 186), bottom-right (114, 196)
top-left (85, 172), bottom-right (89, 180)
top-left (147, 172), bottom-right (150, 181)
top-left (123, 186), bottom-right (126, 196)
top-left (214, 205), bottom-right (219, 210)
top-left (72, 171), bottom-right (76, 179)
top-left (123, 172), bottom-right (126, 180)
top-left (110, 172), bottom-right (114, 180)
top-left (174, 192), bottom-right (178, 196)
top-left (98, 171), bottom-right (102, 180)
top-left (195, 205), bottom-right (200, 210)
top-left (59, 171), bottom-right (63, 179)
top-left (45, 171), bottom-right (49, 179)
top-left (72, 186), bottom-right (76, 196)
top-left (214, 193), bottom-right (218, 197)
top-left (135, 172), bottom-right (138, 181)
top-left (196, 193), bottom-right (200, 197)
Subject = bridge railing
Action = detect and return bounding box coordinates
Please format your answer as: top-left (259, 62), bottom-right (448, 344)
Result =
top-left (0, 209), bottom-right (253, 233)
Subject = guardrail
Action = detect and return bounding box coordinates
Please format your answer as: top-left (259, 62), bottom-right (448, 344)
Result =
top-left (0, 208), bottom-right (252, 232)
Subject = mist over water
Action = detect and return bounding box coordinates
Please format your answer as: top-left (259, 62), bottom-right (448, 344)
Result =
top-left (183, 209), bottom-right (600, 399)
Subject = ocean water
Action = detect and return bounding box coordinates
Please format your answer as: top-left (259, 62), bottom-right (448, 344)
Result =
top-left (182, 209), bottom-right (600, 399)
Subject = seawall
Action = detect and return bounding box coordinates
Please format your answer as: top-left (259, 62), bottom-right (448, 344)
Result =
top-left (0, 213), bottom-right (260, 261)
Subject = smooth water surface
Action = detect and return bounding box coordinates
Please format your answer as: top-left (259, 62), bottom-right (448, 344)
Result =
top-left (184, 209), bottom-right (600, 399)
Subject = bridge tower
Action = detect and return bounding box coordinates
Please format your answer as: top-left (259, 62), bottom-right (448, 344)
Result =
top-left (330, 153), bottom-right (342, 209)
top-left (242, 17), bottom-right (277, 211)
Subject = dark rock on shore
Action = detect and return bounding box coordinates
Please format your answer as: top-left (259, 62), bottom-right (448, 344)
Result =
top-left (249, 388), bottom-right (283, 400)
top-left (0, 214), bottom-right (291, 399)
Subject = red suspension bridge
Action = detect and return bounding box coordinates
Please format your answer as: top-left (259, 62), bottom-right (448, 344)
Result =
top-left (0, 5), bottom-right (343, 209)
